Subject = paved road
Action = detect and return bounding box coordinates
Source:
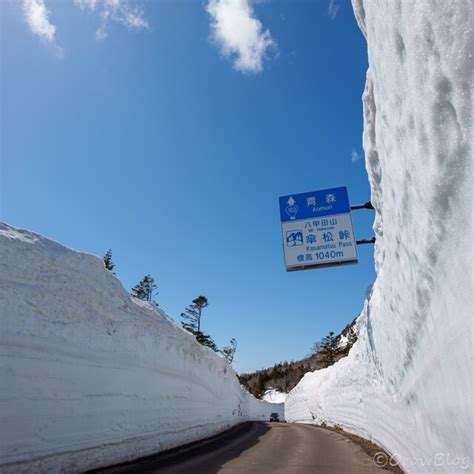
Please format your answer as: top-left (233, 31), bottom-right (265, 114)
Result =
top-left (97, 422), bottom-right (386, 474)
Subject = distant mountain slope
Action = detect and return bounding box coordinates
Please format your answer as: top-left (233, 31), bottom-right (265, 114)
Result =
top-left (238, 318), bottom-right (358, 398)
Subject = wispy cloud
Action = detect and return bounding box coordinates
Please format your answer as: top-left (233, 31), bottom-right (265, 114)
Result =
top-left (74, 0), bottom-right (149, 40)
top-left (22, 0), bottom-right (56, 43)
top-left (328, 0), bottom-right (340, 20)
top-left (206, 0), bottom-right (276, 74)
top-left (21, 0), bottom-right (149, 52)
top-left (351, 148), bottom-right (362, 163)
top-left (22, 0), bottom-right (63, 56)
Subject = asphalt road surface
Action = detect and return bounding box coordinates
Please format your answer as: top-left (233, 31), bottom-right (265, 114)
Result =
top-left (96, 422), bottom-right (387, 474)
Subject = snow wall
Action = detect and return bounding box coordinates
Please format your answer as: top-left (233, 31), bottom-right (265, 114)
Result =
top-left (0, 222), bottom-right (283, 473)
top-left (286, 1), bottom-right (472, 473)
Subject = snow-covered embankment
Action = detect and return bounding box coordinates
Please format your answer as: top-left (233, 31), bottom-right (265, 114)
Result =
top-left (262, 388), bottom-right (287, 405)
top-left (286, 1), bottom-right (472, 472)
top-left (0, 223), bottom-right (281, 473)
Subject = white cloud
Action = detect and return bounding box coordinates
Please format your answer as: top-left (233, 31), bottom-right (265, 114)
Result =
top-left (328, 0), bottom-right (340, 20)
top-left (74, 0), bottom-right (149, 40)
top-left (22, 0), bottom-right (56, 43)
top-left (351, 148), bottom-right (362, 163)
top-left (21, 0), bottom-right (148, 55)
top-left (206, 0), bottom-right (276, 74)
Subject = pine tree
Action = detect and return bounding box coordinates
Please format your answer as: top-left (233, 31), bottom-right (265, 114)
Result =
top-left (103, 249), bottom-right (115, 273)
top-left (181, 296), bottom-right (208, 334)
top-left (314, 331), bottom-right (340, 367)
top-left (221, 338), bottom-right (237, 364)
top-left (131, 274), bottom-right (158, 302)
top-left (181, 296), bottom-right (218, 352)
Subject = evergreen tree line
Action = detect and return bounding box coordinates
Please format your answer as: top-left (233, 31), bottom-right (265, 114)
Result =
top-left (102, 250), bottom-right (237, 365)
top-left (238, 362), bottom-right (312, 398)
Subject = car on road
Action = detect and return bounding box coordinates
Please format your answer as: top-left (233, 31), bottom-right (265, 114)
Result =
top-left (269, 412), bottom-right (280, 422)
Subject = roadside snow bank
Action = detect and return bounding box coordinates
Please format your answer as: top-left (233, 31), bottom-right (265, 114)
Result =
top-left (286, 1), bottom-right (472, 473)
top-left (0, 223), bottom-right (280, 473)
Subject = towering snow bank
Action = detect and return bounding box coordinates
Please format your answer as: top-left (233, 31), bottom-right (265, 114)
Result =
top-left (286, 1), bottom-right (472, 472)
top-left (0, 223), bottom-right (281, 473)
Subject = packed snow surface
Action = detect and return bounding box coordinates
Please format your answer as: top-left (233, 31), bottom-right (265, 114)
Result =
top-left (286, 1), bottom-right (472, 473)
top-left (262, 389), bottom-right (288, 404)
top-left (0, 223), bottom-right (282, 473)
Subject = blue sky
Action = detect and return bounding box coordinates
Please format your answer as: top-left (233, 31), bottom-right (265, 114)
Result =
top-left (1, 0), bottom-right (373, 373)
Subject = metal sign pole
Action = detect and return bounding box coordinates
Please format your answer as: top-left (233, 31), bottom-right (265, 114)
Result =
top-left (350, 201), bottom-right (374, 211)
top-left (351, 201), bottom-right (375, 245)
top-left (356, 237), bottom-right (376, 245)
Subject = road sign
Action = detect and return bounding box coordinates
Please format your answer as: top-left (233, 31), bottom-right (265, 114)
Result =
top-left (279, 187), bottom-right (358, 271)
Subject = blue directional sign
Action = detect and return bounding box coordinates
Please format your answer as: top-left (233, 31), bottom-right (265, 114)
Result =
top-left (279, 187), bottom-right (358, 271)
top-left (279, 187), bottom-right (351, 222)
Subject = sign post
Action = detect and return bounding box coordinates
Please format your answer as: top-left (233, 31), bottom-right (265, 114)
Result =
top-left (279, 187), bottom-right (358, 271)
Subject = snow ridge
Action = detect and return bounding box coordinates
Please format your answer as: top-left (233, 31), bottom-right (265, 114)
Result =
top-left (0, 222), bottom-right (282, 473)
top-left (286, 1), bottom-right (472, 472)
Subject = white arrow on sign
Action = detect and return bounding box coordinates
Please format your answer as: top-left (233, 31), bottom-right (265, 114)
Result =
top-left (287, 196), bottom-right (296, 206)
